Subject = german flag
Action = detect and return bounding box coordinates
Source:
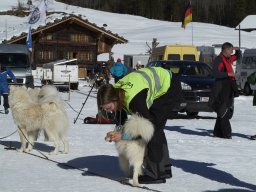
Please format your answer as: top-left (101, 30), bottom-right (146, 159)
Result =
top-left (181, 0), bottom-right (192, 29)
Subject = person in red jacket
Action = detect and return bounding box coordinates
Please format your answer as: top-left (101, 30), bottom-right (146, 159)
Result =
top-left (210, 42), bottom-right (241, 139)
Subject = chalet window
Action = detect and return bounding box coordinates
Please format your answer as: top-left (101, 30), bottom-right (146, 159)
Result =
top-left (66, 51), bottom-right (77, 59)
top-left (66, 51), bottom-right (91, 61)
top-left (39, 50), bottom-right (54, 60)
top-left (79, 52), bottom-right (92, 61)
top-left (41, 34), bottom-right (53, 41)
top-left (70, 34), bottom-right (92, 43)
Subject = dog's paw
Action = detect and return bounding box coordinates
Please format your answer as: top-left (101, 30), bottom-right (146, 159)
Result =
top-left (49, 150), bottom-right (59, 155)
top-left (25, 146), bottom-right (33, 153)
top-left (24, 148), bottom-right (32, 153)
top-left (61, 150), bottom-right (69, 154)
top-left (17, 148), bottom-right (24, 153)
top-left (132, 181), bottom-right (139, 187)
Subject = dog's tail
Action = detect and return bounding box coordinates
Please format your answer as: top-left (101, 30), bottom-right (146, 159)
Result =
top-left (123, 114), bottom-right (154, 142)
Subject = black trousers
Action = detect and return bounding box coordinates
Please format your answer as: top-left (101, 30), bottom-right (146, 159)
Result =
top-left (1, 94), bottom-right (9, 110)
top-left (144, 76), bottom-right (182, 179)
top-left (213, 79), bottom-right (234, 138)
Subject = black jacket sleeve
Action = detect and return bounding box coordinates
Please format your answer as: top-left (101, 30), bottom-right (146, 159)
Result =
top-left (115, 109), bottom-right (128, 126)
top-left (212, 56), bottom-right (228, 79)
top-left (235, 50), bottom-right (242, 61)
top-left (129, 89), bottom-right (151, 120)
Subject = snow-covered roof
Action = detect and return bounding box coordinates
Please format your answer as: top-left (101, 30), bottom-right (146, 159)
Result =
top-left (6, 14), bottom-right (128, 44)
top-left (235, 15), bottom-right (256, 32)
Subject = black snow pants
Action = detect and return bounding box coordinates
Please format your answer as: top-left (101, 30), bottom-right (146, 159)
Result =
top-left (1, 94), bottom-right (9, 110)
top-left (213, 79), bottom-right (234, 138)
top-left (143, 75), bottom-right (182, 179)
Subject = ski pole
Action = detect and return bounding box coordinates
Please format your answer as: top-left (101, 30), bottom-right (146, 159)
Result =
top-left (73, 74), bottom-right (98, 124)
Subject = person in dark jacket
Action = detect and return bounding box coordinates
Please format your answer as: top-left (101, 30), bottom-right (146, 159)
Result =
top-left (0, 63), bottom-right (17, 114)
top-left (109, 58), bottom-right (128, 83)
top-left (247, 71), bottom-right (256, 140)
top-left (210, 42), bottom-right (241, 139)
top-left (97, 67), bottom-right (182, 184)
top-left (250, 90), bottom-right (256, 140)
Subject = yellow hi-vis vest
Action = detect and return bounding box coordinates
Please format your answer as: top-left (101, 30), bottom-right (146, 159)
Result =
top-left (113, 67), bottom-right (172, 113)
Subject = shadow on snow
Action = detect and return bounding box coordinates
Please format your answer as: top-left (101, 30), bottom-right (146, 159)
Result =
top-left (165, 126), bottom-right (251, 139)
top-left (172, 158), bottom-right (256, 191)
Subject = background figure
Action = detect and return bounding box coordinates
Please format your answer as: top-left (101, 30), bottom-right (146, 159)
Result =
top-left (0, 63), bottom-right (17, 114)
top-left (109, 58), bottom-right (128, 83)
top-left (97, 67), bottom-right (182, 184)
top-left (135, 61), bottom-right (142, 70)
top-left (248, 71), bottom-right (256, 140)
top-left (209, 42), bottom-right (241, 139)
top-left (102, 62), bottom-right (110, 84)
top-left (92, 63), bottom-right (103, 74)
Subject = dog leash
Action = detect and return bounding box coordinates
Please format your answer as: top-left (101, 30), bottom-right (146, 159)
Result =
top-left (0, 130), bottom-right (17, 140)
top-left (0, 140), bottom-right (162, 192)
top-left (16, 126), bottom-right (49, 159)
top-left (64, 100), bottom-right (80, 114)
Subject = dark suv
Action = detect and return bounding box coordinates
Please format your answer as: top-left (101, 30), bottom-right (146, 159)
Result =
top-left (147, 60), bottom-right (215, 117)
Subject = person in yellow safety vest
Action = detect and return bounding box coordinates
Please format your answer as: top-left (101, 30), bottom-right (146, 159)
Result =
top-left (97, 67), bottom-right (182, 184)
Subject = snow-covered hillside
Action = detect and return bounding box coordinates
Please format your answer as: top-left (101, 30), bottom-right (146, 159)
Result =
top-left (1, 0), bottom-right (256, 60)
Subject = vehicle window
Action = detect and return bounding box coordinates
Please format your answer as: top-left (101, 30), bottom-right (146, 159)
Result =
top-left (147, 61), bottom-right (157, 67)
top-left (169, 66), bottom-right (180, 74)
top-left (168, 54), bottom-right (180, 60)
top-left (0, 53), bottom-right (29, 67)
top-left (198, 65), bottom-right (213, 77)
top-left (246, 57), bottom-right (253, 65)
top-left (242, 56), bottom-right (256, 69)
top-left (183, 54), bottom-right (196, 61)
top-left (165, 62), bottom-right (181, 74)
top-left (183, 65), bottom-right (198, 76)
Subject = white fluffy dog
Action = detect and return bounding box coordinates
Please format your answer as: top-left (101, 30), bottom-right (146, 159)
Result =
top-left (27, 87), bottom-right (41, 103)
top-left (105, 114), bottom-right (154, 186)
top-left (9, 85), bottom-right (69, 155)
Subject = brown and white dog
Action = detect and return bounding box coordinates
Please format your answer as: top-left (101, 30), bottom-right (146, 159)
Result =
top-left (105, 114), bottom-right (154, 186)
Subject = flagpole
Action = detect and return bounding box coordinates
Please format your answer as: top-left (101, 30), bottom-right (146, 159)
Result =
top-left (191, 0), bottom-right (193, 45)
top-left (5, 19), bottom-right (7, 41)
top-left (192, 22), bottom-right (194, 45)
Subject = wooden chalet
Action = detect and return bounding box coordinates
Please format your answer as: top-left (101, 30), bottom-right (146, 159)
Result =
top-left (5, 14), bottom-right (127, 71)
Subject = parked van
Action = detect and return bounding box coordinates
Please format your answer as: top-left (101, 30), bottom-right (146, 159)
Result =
top-left (235, 49), bottom-right (256, 95)
top-left (150, 45), bottom-right (199, 61)
top-left (0, 44), bottom-right (34, 88)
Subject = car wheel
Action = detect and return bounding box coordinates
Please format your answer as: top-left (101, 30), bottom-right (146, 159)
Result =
top-left (244, 83), bottom-right (252, 95)
top-left (186, 111), bottom-right (199, 117)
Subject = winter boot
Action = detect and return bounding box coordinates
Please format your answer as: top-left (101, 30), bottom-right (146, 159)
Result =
top-left (5, 108), bottom-right (9, 114)
top-left (250, 135), bottom-right (256, 140)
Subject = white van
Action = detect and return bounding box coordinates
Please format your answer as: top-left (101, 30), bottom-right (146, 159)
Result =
top-left (235, 49), bottom-right (256, 95)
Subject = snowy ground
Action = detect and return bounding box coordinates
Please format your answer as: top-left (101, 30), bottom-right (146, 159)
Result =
top-left (1, 80), bottom-right (256, 192)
